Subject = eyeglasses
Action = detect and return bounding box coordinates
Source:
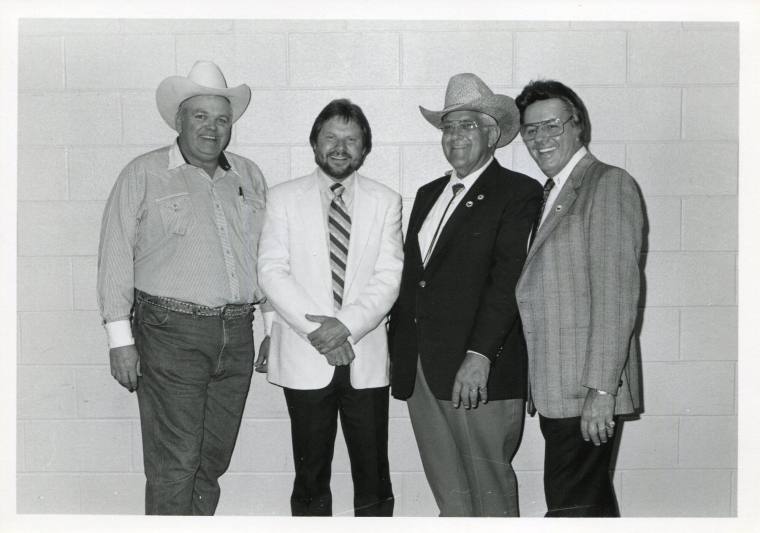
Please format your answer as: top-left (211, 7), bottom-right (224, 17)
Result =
top-left (520, 117), bottom-right (574, 141)
top-left (439, 120), bottom-right (487, 135)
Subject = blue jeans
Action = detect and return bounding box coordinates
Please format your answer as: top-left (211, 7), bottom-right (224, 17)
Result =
top-left (133, 291), bottom-right (255, 515)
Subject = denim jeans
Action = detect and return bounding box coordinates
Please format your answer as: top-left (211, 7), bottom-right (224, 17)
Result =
top-left (133, 291), bottom-right (255, 515)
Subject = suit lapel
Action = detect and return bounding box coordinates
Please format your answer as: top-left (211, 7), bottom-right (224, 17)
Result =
top-left (409, 177), bottom-right (449, 268)
top-left (525, 153), bottom-right (596, 265)
top-left (343, 175), bottom-right (377, 296)
top-left (295, 172), bottom-right (333, 299)
top-left (424, 161), bottom-right (498, 274)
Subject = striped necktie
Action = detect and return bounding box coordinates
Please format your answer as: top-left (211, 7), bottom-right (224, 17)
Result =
top-left (328, 182), bottom-right (351, 308)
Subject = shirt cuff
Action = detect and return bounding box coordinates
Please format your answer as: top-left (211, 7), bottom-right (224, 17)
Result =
top-left (466, 350), bottom-right (490, 361)
top-left (104, 320), bottom-right (134, 349)
top-left (263, 311), bottom-right (275, 336)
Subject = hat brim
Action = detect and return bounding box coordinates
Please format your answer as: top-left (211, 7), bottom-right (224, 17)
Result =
top-left (420, 94), bottom-right (521, 148)
top-left (156, 76), bottom-right (251, 131)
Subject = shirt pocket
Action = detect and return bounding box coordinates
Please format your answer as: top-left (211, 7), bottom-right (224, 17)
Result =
top-left (156, 193), bottom-right (192, 236)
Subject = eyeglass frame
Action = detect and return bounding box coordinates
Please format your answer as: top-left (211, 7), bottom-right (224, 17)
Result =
top-left (519, 116), bottom-right (574, 141)
top-left (438, 119), bottom-right (495, 135)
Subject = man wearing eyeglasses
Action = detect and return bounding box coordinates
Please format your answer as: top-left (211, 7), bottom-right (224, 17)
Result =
top-left (514, 79), bottom-right (645, 517)
top-left (389, 73), bottom-right (542, 516)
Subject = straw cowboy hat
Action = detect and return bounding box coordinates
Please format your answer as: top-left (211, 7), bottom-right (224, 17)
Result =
top-left (156, 60), bottom-right (251, 131)
top-left (420, 73), bottom-right (521, 147)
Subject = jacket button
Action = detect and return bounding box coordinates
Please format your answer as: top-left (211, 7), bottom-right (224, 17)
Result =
top-left (418, 280), bottom-right (426, 288)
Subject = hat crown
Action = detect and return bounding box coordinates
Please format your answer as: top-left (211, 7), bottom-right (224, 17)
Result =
top-left (186, 60), bottom-right (229, 90)
top-left (444, 73), bottom-right (494, 108)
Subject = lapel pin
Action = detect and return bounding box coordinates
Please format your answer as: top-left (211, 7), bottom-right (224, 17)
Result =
top-left (555, 205), bottom-right (563, 212)
top-left (465, 201), bottom-right (474, 208)
top-left (476, 194), bottom-right (484, 201)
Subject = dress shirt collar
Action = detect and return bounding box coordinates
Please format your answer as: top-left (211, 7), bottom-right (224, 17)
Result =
top-left (168, 139), bottom-right (235, 174)
top-left (317, 167), bottom-right (355, 197)
top-left (548, 146), bottom-right (587, 191)
top-left (448, 156), bottom-right (494, 192)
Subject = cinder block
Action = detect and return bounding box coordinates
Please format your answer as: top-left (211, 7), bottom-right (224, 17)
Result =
top-left (68, 146), bottom-right (150, 201)
top-left (616, 416), bottom-right (679, 469)
top-left (65, 35), bottom-right (175, 89)
top-left (131, 420), bottom-right (143, 473)
top-left (638, 307), bottom-right (680, 362)
top-left (18, 147), bottom-right (67, 201)
top-left (175, 34), bottom-right (235, 83)
top-left (402, 31), bottom-right (513, 87)
top-left (388, 417), bottom-right (424, 472)
top-left (234, 19), bottom-right (348, 34)
top-left (349, 20), bottom-right (569, 32)
top-left (581, 88), bottom-right (682, 141)
top-left (17, 474), bottom-right (81, 513)
top-left (641, 196), bottom-right (681, 251)
top-left (234, 34), bottom-right (289, 88)
top-left (643, 252), bottom-right (736, 307)
top-left (516, 470), bottom-right (545, 517)
top-left (401, 199), bottom-right (414, 235)
top-left (678, 416), bottom-right (737, 469)
top-left (401, 144), bottom-right (453, 198)
top-left (516, 31), bottom-right (626, 86)
top-left (17, 257), bottom-right (72, 311)
top-left (621, 469), bottom-right (732, 516)
top-left (72, 256), bottom-right (98, 311)
top-left (512, 415), bottom-right (543, 471)
top-left (731, 469), bottom-right (737, 516)
top-left (19, 201), bottom-right (103, 256)
top-left (289, 32), bottom-right (400, 87)
top-left (332, 425), bottom-right (351, 474)
top-left (628, 30), bottom-right (738, 84)
top-left (18, 421), bottom-right (25, 472)
top-left (680, 307), bottom-right (737, 361)
top-left (228, 419), bottom-right (294, 473)
top-left (19, 36), bottom-right (64, 92)
top-left (389, 395), bottom-right (409, 419)
top-left (627, 142), bottom-right (737, 196)
top-left (18, 366), bottom-right (77, 419)
top-left (19, 19), bottom-right (120, 35)
top-left (78, 473), bottom-right (144, 514)
top-left (24, 420), bottom-right (132, 472)
top-left (76, 366), bottom-right (140, 419)
top-left (121, 91), bottom-right (176, 146)
top-left (682, 196), bottom-right (737, 251)
top-left (19, 93), bottom-right (122, 146)
top-left (642, 361), bottom-right (735, 415)
top-left (682, 22), bottom-right (739, 31)
top-left (226, 145), bottom-right (291, 188)
top-left (569, 21), bottom-right (683, 31)
top-left (243, 373), bottom-right (288, 419)
top-left (330, 472), bottom-right (357, 516)
top-left (683, 87), bottom-right (738, 140)
top-left (290, 145), bottom-right (401, 193)
top-left (19, 310), bottom-right (105, 365)
top-left (395, 472), bottom-right (437, 516)
top-left (217, 473), bottom-right (293, 515)
top-left (121, 19), bottom-right (234, 34)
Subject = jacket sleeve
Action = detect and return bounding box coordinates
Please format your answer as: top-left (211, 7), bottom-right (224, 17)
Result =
top-left (582, 167), bottom-right (644, 393)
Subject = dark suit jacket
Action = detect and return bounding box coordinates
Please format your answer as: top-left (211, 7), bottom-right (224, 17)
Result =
top-left (389, 159), bottom-right (542, 401)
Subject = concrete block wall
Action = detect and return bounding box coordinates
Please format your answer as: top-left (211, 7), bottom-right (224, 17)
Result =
top-left (17, 18), bottom-right (738, 517)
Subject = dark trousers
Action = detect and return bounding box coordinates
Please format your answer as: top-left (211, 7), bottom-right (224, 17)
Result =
top-left (133, 293), bottom-right (255, 515)
top-left (539, 414), bottom-right (621, 517)
top-left (283, 365), bottom-right (394, 516)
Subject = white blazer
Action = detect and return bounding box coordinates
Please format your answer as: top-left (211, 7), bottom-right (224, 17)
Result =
top-left (257, 170), bottom-right (404, 390)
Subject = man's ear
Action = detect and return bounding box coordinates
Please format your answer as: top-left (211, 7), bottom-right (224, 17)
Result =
top-left (488, 125), bottom-right (501, 148)
top-left (174, 109), bottom-right (183, 133)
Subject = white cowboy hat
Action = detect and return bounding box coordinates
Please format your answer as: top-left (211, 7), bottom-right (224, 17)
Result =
top-left (155, 60), bottom-right (251, 131)
top-left (420, 73), bottom-right (521, 148)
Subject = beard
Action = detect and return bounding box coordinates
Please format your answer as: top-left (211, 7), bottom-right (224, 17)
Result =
top-left (314, 150), bottom-right (364, 180)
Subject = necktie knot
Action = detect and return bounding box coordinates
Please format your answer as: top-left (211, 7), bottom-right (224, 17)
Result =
top-left (543, 177), bottom-right (555, 196)
top-left (331, 182), bottom-right (345, 199)
top-left (452, 183), bottom-right (465, 196)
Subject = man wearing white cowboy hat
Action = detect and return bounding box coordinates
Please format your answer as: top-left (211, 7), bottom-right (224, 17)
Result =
top-left (389, 73), bottom-right (542, 516)
top-left (97, 60), bottom-right (268, 515)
